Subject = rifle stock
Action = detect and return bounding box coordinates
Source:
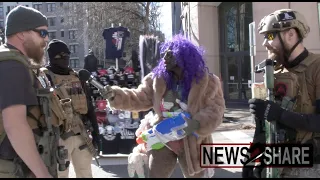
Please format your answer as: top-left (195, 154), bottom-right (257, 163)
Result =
top-left (37, 88), bottom-right (60, 178)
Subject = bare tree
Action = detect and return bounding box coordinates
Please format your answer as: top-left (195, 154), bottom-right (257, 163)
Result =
top-left (55, 2), bottom-right (163, 64)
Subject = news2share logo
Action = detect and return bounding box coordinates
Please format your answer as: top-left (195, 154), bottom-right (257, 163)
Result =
top-left (200, 143), bottom-right (314, 168)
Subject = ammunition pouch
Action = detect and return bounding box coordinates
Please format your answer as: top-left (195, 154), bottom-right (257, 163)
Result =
top-left (71, 93), bottom-right (88, 115)
top-left (272, 71), bottom-right (300, 144)
top-left (56, 146), bottom-right (70, 171)
top-left (45, 70), bottom-right (89, 115)
top-left (60, 98), bottom-right (73, 132)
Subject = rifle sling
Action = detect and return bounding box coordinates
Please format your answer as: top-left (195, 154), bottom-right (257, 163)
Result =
top-left (26, 108), bottom-right (44, 136)
top-left (60, 131), bottom-right (80, 140)
top-left (79, 144), bottom-right (88, 150)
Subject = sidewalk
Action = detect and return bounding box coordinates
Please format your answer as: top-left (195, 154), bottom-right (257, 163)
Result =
top-left (221, 105), bottom-right (255, 131)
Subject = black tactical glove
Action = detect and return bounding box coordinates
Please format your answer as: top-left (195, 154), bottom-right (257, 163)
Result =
top-left (248, 98), bottom-right (284, 122)
top-left (242, 166), bottom-right (265, 178)
top-left (242, 166), bottom-right (256, 178)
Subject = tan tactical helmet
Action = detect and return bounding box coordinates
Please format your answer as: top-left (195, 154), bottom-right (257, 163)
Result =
top-left (258, 9), bottom-right (310, 38)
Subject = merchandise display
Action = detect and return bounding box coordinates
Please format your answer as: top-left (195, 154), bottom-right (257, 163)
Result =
top-left (88, 66), bottom-right (142, 154)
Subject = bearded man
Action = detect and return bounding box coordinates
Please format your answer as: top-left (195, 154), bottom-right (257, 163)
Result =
top-left (244, 9), bottom-right (320, 178)
top-left (99, 34), bottom-right (225, 178)
top-left (0, 5), bottom-right (63, 178)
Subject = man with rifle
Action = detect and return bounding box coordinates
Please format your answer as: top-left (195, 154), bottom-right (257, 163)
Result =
top-left (0, 6), bottom-right (69, 178)
top-left (243, 9), bottom-right (320, 178)
top-left (43, 39), bottom-right (101, 178)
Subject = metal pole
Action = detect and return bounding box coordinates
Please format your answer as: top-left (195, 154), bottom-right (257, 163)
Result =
top-left (249, 22), bottom-right (256, 124)
top-left (83, 3), bottom-right (89, 56)
top-left (249, 22), bottom-right (256, 84)
top-left (116, 58), bottom-right (119, 70)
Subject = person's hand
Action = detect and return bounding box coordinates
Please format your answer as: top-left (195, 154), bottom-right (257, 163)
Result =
top-left (248, 98), bottom-right (284, 122)
top-left (99, 85), bottom-right (115, 101)
top-left (181, 114), bottom-right (200, 137)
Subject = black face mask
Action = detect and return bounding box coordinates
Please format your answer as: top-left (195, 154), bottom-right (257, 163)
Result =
top-left (47, 55), bottom-right (72, 75)
top-left (52, 56), bottom-right (70, 69)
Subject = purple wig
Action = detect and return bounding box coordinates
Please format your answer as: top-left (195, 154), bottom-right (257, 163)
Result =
top-left (152, 34), bottom-right (209, 101)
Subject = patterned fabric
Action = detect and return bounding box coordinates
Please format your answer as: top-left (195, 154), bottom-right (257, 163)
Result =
top-left (161, 82), bottom-right (186, 155)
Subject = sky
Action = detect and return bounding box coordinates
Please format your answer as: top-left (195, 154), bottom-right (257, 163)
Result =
top-left (159, 2), bottom-right (172, 40)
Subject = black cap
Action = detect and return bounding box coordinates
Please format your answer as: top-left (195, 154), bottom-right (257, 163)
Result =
top-left (47, 39), bottom-right (71, 59)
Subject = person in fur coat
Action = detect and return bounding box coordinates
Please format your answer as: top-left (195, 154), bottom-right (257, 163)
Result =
top-left (101, 34), bottom-right (226, 178)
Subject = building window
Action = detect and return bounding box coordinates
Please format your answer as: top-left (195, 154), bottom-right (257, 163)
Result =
top-left (48, 32), bottom-right (56, 39)
top-left (70, 58), bottom-right (80, 68)
top-left (47, 3), bottom-right (56, 12)
top-left (68, 16), bottom-right (76, 26)
top-left (220, 2), bottom-right (253, 52)
top-left (69, 30), bottom-right (76, 39)
top-left (60, 2), bottom-right (63, 7)
top-left (218, 2), bottom-right (253, 101)
top-left (61, 30), bottom-right (64, 38)
top-left (61, 17), bottom-right (64, 24)
top-left (69, 44), bottom-right (78, 54)
top-left (0, 21), bottom-right (4, 29)
top-left (33, 4), bottom-right (42, 11)
top-left (0, 7), bottom-right (3, 19)
top-left (48, 17), bottom-right (56, 27)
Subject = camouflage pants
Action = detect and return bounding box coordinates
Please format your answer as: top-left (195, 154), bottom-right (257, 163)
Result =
top-left (58, 135), bottom-right (93, 178)
top-left (281, 165), bottom-right (320, 178)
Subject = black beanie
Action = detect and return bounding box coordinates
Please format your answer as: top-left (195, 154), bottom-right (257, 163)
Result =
top-left (47, 39), bottom-right (71, 59)
top-left (5, 5), bottom-right (48, 37)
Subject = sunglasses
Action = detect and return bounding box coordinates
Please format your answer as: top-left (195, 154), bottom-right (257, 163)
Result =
top-left (32, 29), bottom-right (49, 38)
top-left (264, 32), bottom-right (278, 41)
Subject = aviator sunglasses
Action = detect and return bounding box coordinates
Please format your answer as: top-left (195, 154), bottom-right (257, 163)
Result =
top-left (32, 29), bottom-right (49, 38)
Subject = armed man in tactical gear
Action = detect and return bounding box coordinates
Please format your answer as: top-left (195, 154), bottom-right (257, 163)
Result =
top-left (44, 39), bottom-right (100, 178)
top-left (244, 9), bottom-right (320, 178)
top-left (0, 6), bottom-right (69, 178)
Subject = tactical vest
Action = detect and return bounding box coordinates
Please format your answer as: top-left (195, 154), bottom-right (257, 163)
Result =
top-left (0, 47), bottom-right (65, 142)
top-left (0, 46), bottom-right (67, 177)
top-left (274, 52), bottom-right (320, 143)
top-left (43, 69), bottom-right (88, 135)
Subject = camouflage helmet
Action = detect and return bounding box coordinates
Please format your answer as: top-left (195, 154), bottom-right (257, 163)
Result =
top-left (258, 9), bottom-right (310, 38)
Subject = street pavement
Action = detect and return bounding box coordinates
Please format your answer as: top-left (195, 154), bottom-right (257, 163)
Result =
top-left (68, 107), bottom-right (255, 178)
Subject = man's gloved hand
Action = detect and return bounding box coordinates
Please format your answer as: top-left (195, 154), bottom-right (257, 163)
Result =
top-left (248, 98), bottom-right (284, 122)
top-left (242, 166), bottom-right (265, 178)
top-left (242, 167), bottom-right (256, 178)
top-left (99, 85), bottom-right (115, 101)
